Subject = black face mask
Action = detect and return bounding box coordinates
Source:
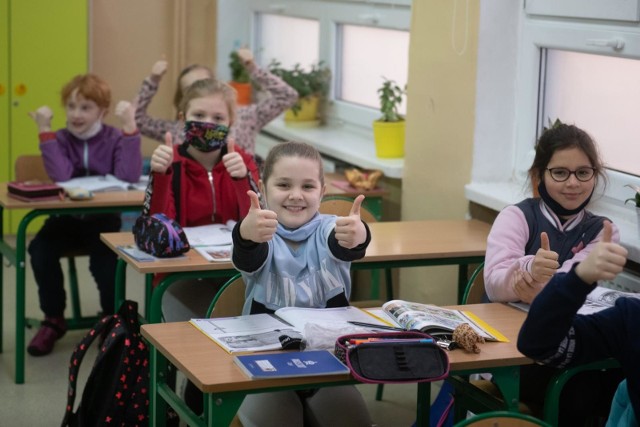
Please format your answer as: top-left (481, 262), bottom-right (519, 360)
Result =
top-left (538, 180), bottom-right (594, 217)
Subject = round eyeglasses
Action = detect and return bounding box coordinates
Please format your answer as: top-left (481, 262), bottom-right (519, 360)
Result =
top-left (546, 167), bottom-right (596, 183)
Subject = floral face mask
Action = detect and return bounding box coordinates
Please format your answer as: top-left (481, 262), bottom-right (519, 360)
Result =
top-left (183, 121), bottom-right (229, 152)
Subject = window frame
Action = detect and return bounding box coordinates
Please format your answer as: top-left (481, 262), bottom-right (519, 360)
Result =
top-left (216, 0), bottom-right (411, 131)
top-left (514, 18), bottom-right (640, 203)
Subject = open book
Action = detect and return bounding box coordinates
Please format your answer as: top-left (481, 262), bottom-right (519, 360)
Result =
top-left (510, 286), bottom-right (640, 316)
top-left (56, 174), bottom-right (149, 192)
top-left (190, 305), bottom-right (391, 354)
top-left (183, 220), bottom-right (236, 247)
top-left (381, 299), bottom-right (509, 342)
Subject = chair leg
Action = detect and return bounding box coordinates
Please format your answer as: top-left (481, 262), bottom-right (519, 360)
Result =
top-left (375, 384), bottom-right (385, 401)
top-left (67, 257), bottom-right (82, 323)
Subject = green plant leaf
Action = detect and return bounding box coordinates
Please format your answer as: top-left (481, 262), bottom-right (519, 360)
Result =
top-left (229, 51), bottom-right (250, 83)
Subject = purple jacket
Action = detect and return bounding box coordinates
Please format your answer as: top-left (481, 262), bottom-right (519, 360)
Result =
top-left (38, 125), bottom-right (142, 183)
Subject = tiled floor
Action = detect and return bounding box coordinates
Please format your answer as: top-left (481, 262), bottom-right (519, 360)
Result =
top-left (0, 241), bottom-right (423, 426)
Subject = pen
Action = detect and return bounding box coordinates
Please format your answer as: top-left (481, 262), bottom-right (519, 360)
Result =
top-left (349, 338), bottom-right (434, 345)
top-left (347, 321), bottom-right (405, 331)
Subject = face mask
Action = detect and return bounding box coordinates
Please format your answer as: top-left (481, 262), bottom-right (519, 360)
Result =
top-left (538, 180), bottom-right (594, 217)
top-left (67, 120), bottom-right (103, 140)
top-left (183, 121), bottom-right (229, 152)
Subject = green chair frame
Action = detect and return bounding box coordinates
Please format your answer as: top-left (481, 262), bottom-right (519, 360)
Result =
top-left (454, 410), bottom-right (551, 427)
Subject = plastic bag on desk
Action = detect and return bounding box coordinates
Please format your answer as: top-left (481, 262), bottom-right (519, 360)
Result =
top-left (303, 323), bottom-right (368, 351)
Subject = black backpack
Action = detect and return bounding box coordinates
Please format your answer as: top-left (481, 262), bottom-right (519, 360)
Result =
top-left (62, 300), bottom-right (149, 427)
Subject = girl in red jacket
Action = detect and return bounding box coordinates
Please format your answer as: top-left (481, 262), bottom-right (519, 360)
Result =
top-left (148, 78), bottom-right (260, 321)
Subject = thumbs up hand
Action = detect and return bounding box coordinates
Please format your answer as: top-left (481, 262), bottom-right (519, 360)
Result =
top-left (576, 221), bottom-right (628, 284)
top-left (531, 232), bottom-right (560, 283)
top-left (28, 106), bottom-right (53, 132)
top-left (334, 195), bottom-right (367, 249)
top-left (150, 132), bottom-right (174, 173)
top-left (240, 190), bottom-right (278, 243)
top-left (222, 138), bottom-right (248, 178)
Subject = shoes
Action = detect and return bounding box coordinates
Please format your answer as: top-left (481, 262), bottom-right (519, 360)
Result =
top-left (27, 316), bottom-right (67, 356)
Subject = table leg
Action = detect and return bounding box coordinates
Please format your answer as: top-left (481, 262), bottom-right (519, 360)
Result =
top-left (15, 214), bottom-right (31, 384)
top-left (0, 205), bottom-right (5, 354)
top-left (415, 382), bottom-right (431, 427)
top-left (114, 258), bottom-right (128, 312)
top-left (149, 343), bottom-right (168, 427)
top-left (205, 392), bottom-right (245, 427)
top-left (491, 366), bottom-right (521, 411)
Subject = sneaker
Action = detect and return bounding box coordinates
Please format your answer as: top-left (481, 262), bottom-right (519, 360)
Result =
top-left (27, 316), bottom-right (67, 356)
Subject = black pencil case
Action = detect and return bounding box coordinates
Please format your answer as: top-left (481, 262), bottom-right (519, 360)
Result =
top-left (335, 332), bottom-right (450, 384)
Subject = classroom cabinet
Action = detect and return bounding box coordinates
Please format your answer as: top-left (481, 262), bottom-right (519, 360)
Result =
top-left (0, 0), bottom-right (87, 233)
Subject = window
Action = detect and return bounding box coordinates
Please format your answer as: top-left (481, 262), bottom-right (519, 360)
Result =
top-left (256, 14), bottom-right (319, 70)
top-left (216, 0), bottom-right (411, 130)
top-left (541, 49), bottom-right (640, 177)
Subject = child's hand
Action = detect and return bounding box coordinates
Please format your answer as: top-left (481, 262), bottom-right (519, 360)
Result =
top-left (240, 190), bottom-right (277, 243)
top-left (335, 195), bottom-right (367, 249)
top-left (531, 232), bottom-right (559, 283)
top-left (28, 106), bottom-right (53, 132)
top-left (513, 270), bottom-right (544, 304)
top-left (150, 132), bottom-right (174, 173)
top-left (114, 100), bottom-right (137, 134)
top-left (576, 221), bottom-right (628, 284)
top-left (236, 48), bottom-right (256, 73)
top-left (150, 58), bottom-right (168, 84)
top-left (222, 139), bottom-right (248, 178)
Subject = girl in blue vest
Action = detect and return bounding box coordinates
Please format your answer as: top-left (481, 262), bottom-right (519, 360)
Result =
top-left (484, 123), bottom-right (623, 425)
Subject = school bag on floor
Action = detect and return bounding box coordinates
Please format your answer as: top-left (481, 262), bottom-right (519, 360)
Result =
top-left (61, 300), bottom-right (149, 427)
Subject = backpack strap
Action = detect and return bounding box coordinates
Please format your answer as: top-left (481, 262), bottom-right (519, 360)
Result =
top-left (171, 162), bottom-right (182, 224)
top-left (61, 313), bottom-right (118, 427)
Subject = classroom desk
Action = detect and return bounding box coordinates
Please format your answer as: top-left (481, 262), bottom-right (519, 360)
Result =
top-left (103, 219), bottom-right (489, 324)
top-left (141, 303), bottom-right (531, 427)
top-left (0, 184), bottom-right (144, 384)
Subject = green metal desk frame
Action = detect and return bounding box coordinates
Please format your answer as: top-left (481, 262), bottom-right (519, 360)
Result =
top-left (0, 205), bottom-right (142, 384)
top-left (146, 346), bottom-right (521, 427)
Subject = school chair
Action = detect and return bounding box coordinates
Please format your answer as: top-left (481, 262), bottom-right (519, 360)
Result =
top-left (454, 410), bottom-right (551, 427)
top-left (451, 263), bottom-right (621, 425)
top-left (15, 154), bottom-right (100, 330)
top-left (319, 195), bottom-right (393, 306)
top-left (205, 273), bottom-right (246, 318)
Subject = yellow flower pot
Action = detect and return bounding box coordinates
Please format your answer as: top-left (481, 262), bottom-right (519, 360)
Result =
top-left (373, 120), bottom-right (405, 158)
top-left (284, 96), bottom-right (320, 127)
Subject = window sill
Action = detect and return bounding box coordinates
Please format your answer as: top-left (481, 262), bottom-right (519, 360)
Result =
top-left (465, 181), bottom-right (640, 264)
top-left (261, 118), bottom-right (404, 179)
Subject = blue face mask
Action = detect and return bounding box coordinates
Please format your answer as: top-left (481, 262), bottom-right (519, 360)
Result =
top-left (183, 121), bottom-right (229, 152)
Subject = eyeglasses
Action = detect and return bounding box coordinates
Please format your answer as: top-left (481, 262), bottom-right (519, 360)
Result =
top-left (546, 167), bottom-right (596, 182)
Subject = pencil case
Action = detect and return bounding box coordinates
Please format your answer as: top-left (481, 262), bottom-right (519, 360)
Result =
top-left (334, 331), bottom-right (450, 384)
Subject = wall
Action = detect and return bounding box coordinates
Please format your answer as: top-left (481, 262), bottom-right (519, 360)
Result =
top-left (399, 0), bottom-right (481, 305)
top-left (90, 0), bottom-right (217, 157)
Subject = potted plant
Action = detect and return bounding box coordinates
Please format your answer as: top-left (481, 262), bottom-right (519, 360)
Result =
top-left (372, 78), bottom-right (406, 158)
top-left (625, 184), bottom-right (640, 207)
top-left (229, 51), bottom-right (252, 105)
top-left (268, 60), bottom-right (331, 126)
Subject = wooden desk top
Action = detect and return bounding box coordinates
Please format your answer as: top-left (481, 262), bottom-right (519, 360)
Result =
top-left (101, 219), bottom-right (490, 274)
top-left (0, 183), bottom-right (144, 210)
top-left (141, 303), bottom-right (531, 393)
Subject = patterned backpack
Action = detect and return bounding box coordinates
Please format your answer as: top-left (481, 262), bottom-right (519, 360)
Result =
top-left (61, 301), bottom-right (149, 427)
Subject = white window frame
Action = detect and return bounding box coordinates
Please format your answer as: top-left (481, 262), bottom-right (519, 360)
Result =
top-left (468, 1), bottom-right (640, 262)
top-left (216, 0), bottom-right (411, 131)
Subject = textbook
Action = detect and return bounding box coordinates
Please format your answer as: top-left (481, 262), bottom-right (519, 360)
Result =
top-left (190, 306), bottom-right (392, 354)
top-left (234, 350), bottom-right (349, 380)
top-left (183, 220), bottom-right (236, 247)
top-left (509, 286), bottom-right (640, 316)
top-left (381, 299), bottom-right (509, 342)
top-left (56, 174), bottom-right (149, 192)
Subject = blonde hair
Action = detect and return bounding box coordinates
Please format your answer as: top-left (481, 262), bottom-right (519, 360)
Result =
top-left (61, 74), bottom-right (111, 109)
top-left (173, 64), bottom-right (214, 110)
top-left (178, 78), bottom-right (237, 125)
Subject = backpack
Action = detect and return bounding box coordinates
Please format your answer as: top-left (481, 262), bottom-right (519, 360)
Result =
top-left (61, 300), bottom-right (149, 427)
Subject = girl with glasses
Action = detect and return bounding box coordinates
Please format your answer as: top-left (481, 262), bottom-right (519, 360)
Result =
top-left (484, 123), bottom-right (623, 425)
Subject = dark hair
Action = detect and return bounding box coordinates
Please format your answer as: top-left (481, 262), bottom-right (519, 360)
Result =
top-left (262, 141), bottom-right (324, 186)
top-left (61, 74), bottom-right (111, 109)
top-left (178, 78), bottom-right (237, 125)
top-left (173, 64), bottom-right (214, 111)
top-left (529, 124), bottom-right (605, 184)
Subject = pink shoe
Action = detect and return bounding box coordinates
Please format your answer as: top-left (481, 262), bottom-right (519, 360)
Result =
top-left (27, 316), bottom-right (67, 356)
